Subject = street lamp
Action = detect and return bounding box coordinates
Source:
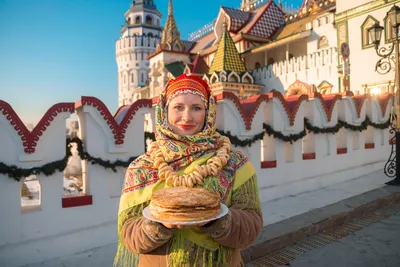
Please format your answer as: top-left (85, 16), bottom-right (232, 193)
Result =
top-left (369, 4), bottom-right (400, 185)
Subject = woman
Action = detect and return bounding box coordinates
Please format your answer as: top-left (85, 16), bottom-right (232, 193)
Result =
top-left (114, 74), bottom-right (262, 267)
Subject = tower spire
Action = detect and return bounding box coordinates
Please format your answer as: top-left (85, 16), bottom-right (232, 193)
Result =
top-left (160, 0), bottom-right (184, 51)
top-left (168, 0), bottom-right (173, 16)
top-left (208, 24), bottom-right (247, 74)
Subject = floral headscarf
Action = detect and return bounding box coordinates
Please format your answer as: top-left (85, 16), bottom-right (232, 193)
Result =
top-left (154, 73), bottom-right (223, 169)
top-left (115, 74), bottom-right (236, 267)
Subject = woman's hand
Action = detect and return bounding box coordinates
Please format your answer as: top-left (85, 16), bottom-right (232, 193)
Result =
top-left (162, 221), bottom-right (210, 229)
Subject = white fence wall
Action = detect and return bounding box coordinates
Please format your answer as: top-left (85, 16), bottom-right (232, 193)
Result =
top-left (253, 47), bottom-right (339, 93)
top-left (0, 92), bottom-right (392, 266)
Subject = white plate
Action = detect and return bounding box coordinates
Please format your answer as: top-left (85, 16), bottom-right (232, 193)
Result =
top-left (143, 203), bottom-right (229, 226)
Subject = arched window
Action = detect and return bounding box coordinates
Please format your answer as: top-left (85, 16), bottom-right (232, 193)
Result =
top-left (146, 15), bottom-right (153, 25)
top-left (243, 76), bottom-right (252, 84)
top-left (227, 72), bottom-right (239, 83)
top-left (361, 15), bottom-right (378, 49)
top-left (318, 36), bottom-right (329, 49)
top-left (141, 73), bottom-right (145, 83)
top-left (131, 73), bottom-right (134, 83)
top-left (126, 18), bottom-right (131, 25)
top-left (135, 16), bottom-right (142, 24)
top-left (210, 73), bottom-right (219, 84)
top-left (147, 32), bottom-right (154, 38)
top-left (124, 73), bottom-right (126, 84)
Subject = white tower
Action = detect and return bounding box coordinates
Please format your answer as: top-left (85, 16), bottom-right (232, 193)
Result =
top-left (116, 0), bottom-right (162, 107)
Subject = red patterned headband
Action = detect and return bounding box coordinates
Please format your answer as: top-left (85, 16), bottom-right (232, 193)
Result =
top-left (165, 74), bottom-right (211, 105)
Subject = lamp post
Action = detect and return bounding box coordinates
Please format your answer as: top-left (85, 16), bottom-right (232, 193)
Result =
top-left (369, 4), bottom-right (400, 185)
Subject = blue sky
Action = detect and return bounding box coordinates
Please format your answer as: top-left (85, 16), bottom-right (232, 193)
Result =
top-left (0, 0), bottom-right (302, 125)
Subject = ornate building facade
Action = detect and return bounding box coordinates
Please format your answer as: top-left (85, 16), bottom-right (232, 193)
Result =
top-left (335, 0), bottom-right (400, 95)
top-left (146, 0), bottom-right (338, 100)
top-left (118, 0), bottom-right (343, 104)
top-left (116, 0), bottom-right (162, 106)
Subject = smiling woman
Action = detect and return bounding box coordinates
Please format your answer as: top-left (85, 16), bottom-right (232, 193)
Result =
top-left (167, 94), bottom-right (206, 136)
top-left (114, 74), bottom-right (262, 267)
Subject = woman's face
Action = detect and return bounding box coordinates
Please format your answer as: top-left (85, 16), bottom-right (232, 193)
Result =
top-left (167, 93), bottom-right (206, 136)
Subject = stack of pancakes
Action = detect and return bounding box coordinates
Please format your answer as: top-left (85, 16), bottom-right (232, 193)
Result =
top-left (150, 187), bottom-right (221, 222)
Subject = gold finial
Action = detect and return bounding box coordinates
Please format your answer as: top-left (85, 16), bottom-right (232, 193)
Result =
top-left (168, 0), bottom-right (173, 16)
top-left (160, 0), bottom-right (183, 51)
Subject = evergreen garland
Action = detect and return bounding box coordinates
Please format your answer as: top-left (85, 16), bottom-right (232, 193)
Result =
top-left (0, 157), bottom-right (69, 182)
top-left (0, 137), bottom-right (138, 181)
top-left (263, 124), bottom-right (307, 144)
top-left (216, 130), bottom-right (264, 147)
top-left (0, 116), bottom-right (391, 181)
top-left (63, 137), bottom-right (137, 171)
top-left (304, 118), bottom-right (341, 134)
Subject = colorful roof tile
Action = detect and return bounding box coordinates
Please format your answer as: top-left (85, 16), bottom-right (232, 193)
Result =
top-left (160, 0), bottom-right (185, 50)
top-left (222, 7), bottom-right (252, 33)
top-left (182, 40), bottom-right (196, 51)
top-left (247, 1), bottom-right (286, 39)
top-left (275, 12), bottom-right (317, 40)
top-left (208, 26), bottom-right (247, 74)
top-left (189, 54), bottom-right (209, 74)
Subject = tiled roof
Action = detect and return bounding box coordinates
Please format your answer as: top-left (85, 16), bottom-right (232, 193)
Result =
top-left (275, 15), bottom-right (312, 40)
top-left (165, 61), bottom-right (186, 78)
top-left (247, 1), bottom-right (286, 39)
top-left (160, 0), bottom-right (185, 51)
top-left (203, 39), bottom-right (215, 50)
top-left (182, 40), bottom-right (196, 51)
top-left (189, 54), bottom-right (209, 74)
top-left (222, 7), bottom-right (252, 33)
top-left (190, 32), bottom-right (215, 54)
top-left (208, 27), bottom-right (247, 74)
top-left (276, 8), bottom-right (329, 40)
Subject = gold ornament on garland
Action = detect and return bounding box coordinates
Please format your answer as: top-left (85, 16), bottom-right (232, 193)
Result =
top-left (149, 136), bottom-right (232, 187)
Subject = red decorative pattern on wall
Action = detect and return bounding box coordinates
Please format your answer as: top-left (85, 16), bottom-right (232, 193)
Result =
top-left (240, 94), bottom-right (270, 130)
top-left (0, 100), bottom-right (74, 153)
top-left (215, 92), bottom-right (269, 131)
top-left (302, 152), bottom-right (316, 160)
top-left (62, 194), bottom-right (93, 208)
top-left (75, 97), bottom-right (152, 145)
top-left (365, 143), bottom-right (375, 149)
top-left (267, 92), bottom-right (308, 126)
top-left (375, 93), bottom-right (392, 117)
top-left (313, 93), bottom-right (342, 122)
top-left (261, 160), bottom-right (277, 168)
top-left (352, 94), bottom-right (369, 118)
